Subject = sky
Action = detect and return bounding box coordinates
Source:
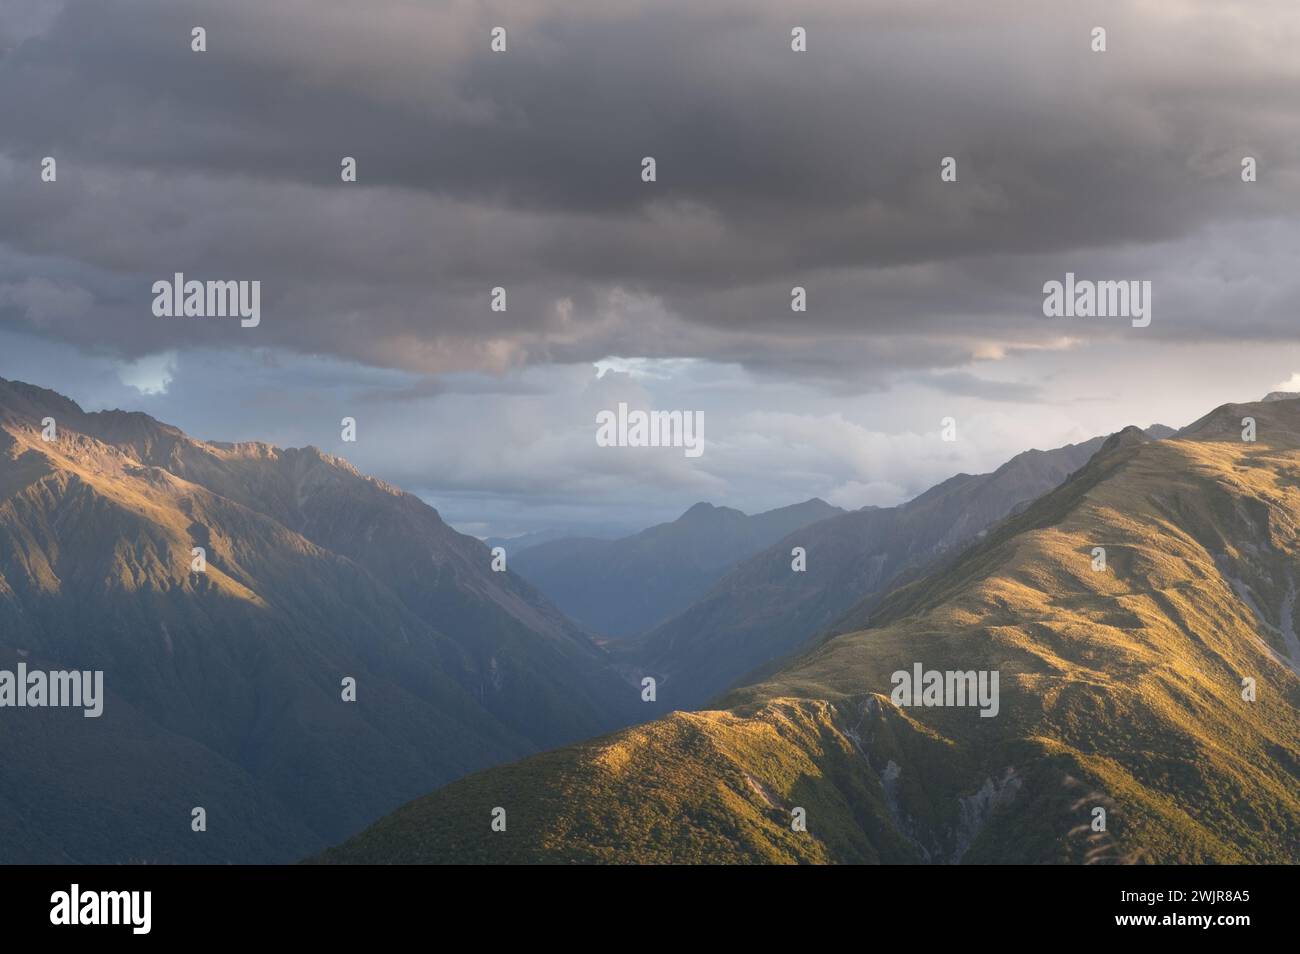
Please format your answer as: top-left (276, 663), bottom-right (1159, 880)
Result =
top-left (2, 0), bottom-right (1299, 538)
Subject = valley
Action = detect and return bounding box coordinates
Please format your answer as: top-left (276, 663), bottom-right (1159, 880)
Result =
top-left (5, 374), bottom-right (1298, 865)
top-left (319, 399), bottom-right (1300, 864)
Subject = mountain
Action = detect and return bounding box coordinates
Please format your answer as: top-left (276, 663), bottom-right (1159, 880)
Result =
top-left (484, 528), bottom-right (577, 553)
top-left (508, 498), bottom-right (844, 638)
top-left (624, 431), bottom-right (1170, 711)
top-left (0, 378), bottom-right (638, 863)
top-left (318, 399), bottom-right (1300, 864)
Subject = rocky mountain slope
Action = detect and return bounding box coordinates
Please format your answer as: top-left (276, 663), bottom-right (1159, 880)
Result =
top-left (0, 378), bottom-right (638, 863)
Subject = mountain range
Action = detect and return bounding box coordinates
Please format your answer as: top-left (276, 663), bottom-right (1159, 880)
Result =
top-left (611, 427), bottom-right (1170, 712)
top-left (0, 377), bottom-right (639, 862)
top-left (319, 399), bottom-right (1300, 863)
top-left (9, 374), bottom-right (1295, 865)
top-left (509, 498), bottom-right (844, 637)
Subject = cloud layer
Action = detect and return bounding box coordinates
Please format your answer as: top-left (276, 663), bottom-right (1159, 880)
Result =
top-left (2, 1), bottom-right (1299, 532)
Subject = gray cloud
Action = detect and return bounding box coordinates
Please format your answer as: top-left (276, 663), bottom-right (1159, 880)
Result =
top-left (916, 371), bottom-right (1043, 403)
top-left (3, 1), bottom-right (1300, 533)
top-left (0, 0), bottom-right (1297, 385)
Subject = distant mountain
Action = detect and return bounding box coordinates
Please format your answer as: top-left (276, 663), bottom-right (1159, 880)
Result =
top-left (484, 528), bottom-right (575, 553)
top-left (624, 428), bottom-right (1171, 711)
top-left (509, 498), bottom-right (844, 638)
top-left (320, 401), bottom-right (1300, 864)
top-left (0, 378), bottom-right (638, 863)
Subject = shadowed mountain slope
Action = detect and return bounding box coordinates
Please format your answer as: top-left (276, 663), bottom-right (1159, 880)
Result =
top-left (509, 498), bottom-right (843, 638)
top-left (0, 378), bottom-right (638, 863)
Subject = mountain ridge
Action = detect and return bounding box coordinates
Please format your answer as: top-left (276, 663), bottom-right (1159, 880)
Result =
top-left (623, 428), bottom-right (1172, 711)
top-left (509, 496), bottom-right (845, 638)
top-left (0, 377), bottom-right (639, 863)
top-left (319, 397), bottom-right (1300, 864)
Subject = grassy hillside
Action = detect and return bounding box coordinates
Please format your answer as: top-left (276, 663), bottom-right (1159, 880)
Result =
top-left (320, 402), bottom-right (1300, 864)
top-left (623, 432), bottom-right (1134, 714)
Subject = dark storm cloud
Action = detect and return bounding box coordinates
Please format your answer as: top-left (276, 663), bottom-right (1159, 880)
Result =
top-left (2, 0), bottom-right (1299, 382)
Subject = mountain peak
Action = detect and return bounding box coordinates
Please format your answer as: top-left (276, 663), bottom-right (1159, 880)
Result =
top-left (676, 501), bottom-right (746, 523)
top-left (1100, 424), bottom-right (1150, 453)
top-left (350, 392), bottom-right (1300, 865)
top-left (788, 496), bottom-right (835, 511)
top-left (0, 375), bottom-right (641, 862)
top-left (0, 376), bottom-right (85, 422)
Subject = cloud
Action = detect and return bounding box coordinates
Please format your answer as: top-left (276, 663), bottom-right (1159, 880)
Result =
top-left (117, 351), bottom-right (177, 395)
top-left (0, 0), bottom-right (1297, 387)
top-left (5, 1), bottom-right (1300, 533)
top-left (914, 371), bottom-right (1043, 403)
top-left (0, 0), bottom-right (65, 46)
